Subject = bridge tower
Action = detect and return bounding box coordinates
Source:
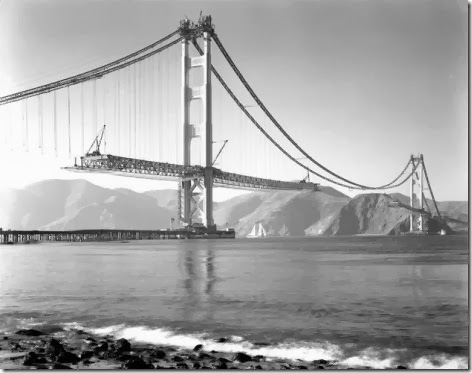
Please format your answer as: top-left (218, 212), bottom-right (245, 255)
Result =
top-left (409, 154), bottom-right (424, 232)
top-left (179, 16), bottom-right (216, 231)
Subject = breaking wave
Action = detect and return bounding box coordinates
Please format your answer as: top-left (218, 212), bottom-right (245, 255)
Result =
top-left (62, 323), bottom-right (468, 369)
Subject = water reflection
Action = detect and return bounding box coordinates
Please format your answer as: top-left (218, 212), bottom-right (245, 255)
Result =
top-left (409, 265), bottom-right (424, 300)
top-left (182, 247), bottom-right (197, 300)
top-left (398, 265), bottom-right (431, 302)
top-left (206, 248), bottom-right (215, 296)
top-left (178, 244), bottom-right (217, 321)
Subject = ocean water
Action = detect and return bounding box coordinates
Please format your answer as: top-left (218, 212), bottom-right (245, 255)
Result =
top-left (0, 236), bottom-right (468, 369)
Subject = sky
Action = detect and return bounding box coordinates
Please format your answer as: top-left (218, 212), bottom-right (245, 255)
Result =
top-left (0, 0), bottom-right (468, 201)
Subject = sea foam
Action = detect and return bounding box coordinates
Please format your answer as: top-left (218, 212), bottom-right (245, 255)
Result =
top-left (65, 323), bottom-right (468, 369)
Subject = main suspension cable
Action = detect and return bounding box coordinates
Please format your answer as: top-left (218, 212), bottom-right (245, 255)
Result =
top-left (194, 38), bottom-right (413, 190)
top-left (192, 38), bottom-right (414, 190)
top-left (212, 33), bottom-right (409, 190)
top-left (0, 37), bottom-right (182, 105)
top-left (0, 30), bottom-right (181, 106)
top-left (422, 158), bottom-right (441, 217)
top-left (422, 192), bottom-right (432, 215)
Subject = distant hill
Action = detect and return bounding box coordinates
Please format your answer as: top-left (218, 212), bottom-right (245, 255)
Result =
top-left (0, 180), bottom-right (174, 231)
top-left (388, 192), bottom-right (468, 222)
top-left (307, 193), bottom-right (410, 235)
top-left (214, 188), bottom-right (350, 236)
top-left (0, 179), bottom-right (467, 236)
top-left (306, 193), bottom-right (461, 236)
top-left (144, 189), bottom-right (179, 213)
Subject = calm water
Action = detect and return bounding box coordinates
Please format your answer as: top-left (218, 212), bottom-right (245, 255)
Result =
top-left (0, 236), bottom-right (468, 369)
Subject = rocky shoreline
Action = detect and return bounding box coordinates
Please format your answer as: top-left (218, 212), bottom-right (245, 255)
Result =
top-left (0, 327), bottom-right (414, 370)
top-left (0, 327), bottom-right (347, 370)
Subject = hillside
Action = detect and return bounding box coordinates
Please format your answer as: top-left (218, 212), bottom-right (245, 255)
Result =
top-left (0, 180), bottom-right (174, 231)
top-left (214, 187), bottom-right (350, 236)
top-left (388, 193), bottom-right (468, 222)
top-left (0, 179), bottom-right (467, 236)
top-left (308, 193), bottom-right (411, 235)
top-left (307, 193), bottom-right (463, 236)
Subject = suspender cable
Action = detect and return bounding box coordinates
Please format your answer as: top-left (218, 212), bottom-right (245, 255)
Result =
top-left (211, 34), bottom-right (411, 190)
top-left (128, 67), bottom-right (132, 156)
top-left (139, 63), bottom-right (143, 158)
top-left (140, 62), bottom-right (144, 158)
top-left (422, 159), bottom-right (441, 218)
top-left (54, 90), bottom-right (57, 156)
top-left (157, 53), bottom-right (161, 161)
top-left (21, 101), bottom-right (25, 149)
top-left (24, 99), bottom-right (29, 151)
top-left (193, 38), bottom-right (414, 190)
top-left (103, 76), bottom-right (107, 128)
top-left (163, 50), bottom-right (167, 162)
top-left (67, 86), bottom-right (71, 157)
top-left (166, 50), bottom-right (170, 162)
top-left (173, 50), bottom-right (178, 163)
top-left (114, 77), bottom-right (117, 154)
top-left (422, 192), bottom-right (432, 215)
top-left (117, 76), bottom-right (121, 155)
top-left (144, 62), bottom-right (148, 159)
top-left (93, 80), bottom-right (97, 135)
top-left (38, 95), bottom-right (43, 153)
top-left (149, 57), bottom-right (154, 160)
top-left (0, 30), bottom-right (181, 105)
top-left (134, 65), bottom-right (137, 158)
top-left (104, 117), bottom-right (107, 154)
top-left (81, 83), bottom-right (85, 153)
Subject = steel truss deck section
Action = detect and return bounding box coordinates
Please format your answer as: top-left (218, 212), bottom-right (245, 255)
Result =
top-left (71, 154), bottom-right (202, 180)
top-left (65, 154), bottom-right (320, 191)
top-left (213, 170), bottom-right (319, 191)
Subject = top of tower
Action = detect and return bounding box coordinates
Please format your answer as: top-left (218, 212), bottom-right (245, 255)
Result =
top-left (198, 13), bottom-right (214, 35)
top-left (179, 14), bottom-right (214, 39)
top-left (179, 17), bottom-right (195, 38)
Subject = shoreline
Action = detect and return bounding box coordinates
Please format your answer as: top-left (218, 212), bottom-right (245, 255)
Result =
top-left (0, 327), bottom-right (384, 370)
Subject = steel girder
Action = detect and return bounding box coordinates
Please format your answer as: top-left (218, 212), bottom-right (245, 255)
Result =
top-left (66, 154), bottom-right (320, 191)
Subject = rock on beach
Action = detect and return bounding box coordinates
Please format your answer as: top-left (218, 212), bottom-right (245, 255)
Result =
top-left (0, 327), bottom-right (344, 370)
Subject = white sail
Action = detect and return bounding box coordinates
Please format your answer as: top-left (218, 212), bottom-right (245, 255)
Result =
top-left (259, 224), bottom-right (267, 237)
top-left (248, 223), bottom-right (267, 238)
top-left (247, 224), bottom-right (258, 237)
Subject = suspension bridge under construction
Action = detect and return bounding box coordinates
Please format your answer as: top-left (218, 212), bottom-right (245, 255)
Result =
top-left (0, 15), bottom-right (460, 241)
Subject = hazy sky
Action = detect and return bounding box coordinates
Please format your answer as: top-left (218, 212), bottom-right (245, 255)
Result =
top-left (0, 0), bottom-right (468, 201)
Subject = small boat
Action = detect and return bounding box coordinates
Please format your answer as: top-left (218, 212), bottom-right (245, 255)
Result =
top-left (438, 229), bottom-right (447, 236)
top-left (247, 223), bottom-right (267, 238)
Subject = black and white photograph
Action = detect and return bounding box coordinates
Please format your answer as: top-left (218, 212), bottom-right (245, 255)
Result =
top-left (0, 0), bottom-right (468, 370)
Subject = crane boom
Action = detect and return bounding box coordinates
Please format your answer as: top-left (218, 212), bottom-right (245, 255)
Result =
top-left (212, 139), bottom-right (228, 166)
top-left (86, 125), bottom-right (106, 156)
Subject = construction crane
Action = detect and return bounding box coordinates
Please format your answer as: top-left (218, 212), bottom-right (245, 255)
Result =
top-left (212, 139), bottom-right (228, 166)
top-left (86, 125), bottom-right (106, 156)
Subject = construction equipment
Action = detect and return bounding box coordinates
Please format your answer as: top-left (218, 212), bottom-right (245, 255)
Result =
top-left (86, 125), bottom-right (106, 156)
top-left (212, 139), bottom-right (228, 166)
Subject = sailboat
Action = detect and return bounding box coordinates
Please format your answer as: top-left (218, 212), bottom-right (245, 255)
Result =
top-left (247, 223), bottom-right (267, 238)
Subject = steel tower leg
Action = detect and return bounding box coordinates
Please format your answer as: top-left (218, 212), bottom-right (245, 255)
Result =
top-left (202, 31), bottom-right (215, 231)
top-left (180, 38), bottom-right (192, 225)
top-left (410, 155), bottom-right (414, 232)
top-left (179, 27), bottom-right (215, 230)
top-left (409, 154), bottom-right (425, 233)
top-left (418, 154), bottom-right (424, 232)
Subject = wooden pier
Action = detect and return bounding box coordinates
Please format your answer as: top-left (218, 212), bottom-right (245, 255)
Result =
top-left (0, 228), bottom-right (235, 244)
